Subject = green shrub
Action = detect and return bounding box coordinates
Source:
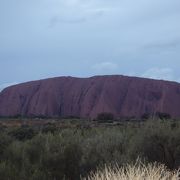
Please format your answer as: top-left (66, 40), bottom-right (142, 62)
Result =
top-left (96, 113), bottom-right (114, 123)
top-left (8, 127), bottom-right (36, 141)
top-left (41, 123), bottom-right (58, 134)
top-left (128, 120), bottom-right (180, 169)
top-left (155, 112), bottom-right (171, 119)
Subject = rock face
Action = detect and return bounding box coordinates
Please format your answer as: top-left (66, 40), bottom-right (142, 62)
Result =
top-left (0, 75), bottom-right (180, 119)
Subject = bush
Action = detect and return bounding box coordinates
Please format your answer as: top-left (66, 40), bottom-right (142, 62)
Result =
top-left (85, 161), bottom-right (179, 180)
top-left (155, 112), bottom-right (171, 119)
top-left (42, 138), bottom-right (82, 179)
top-left (41, 123), bottom-right (58, 134)
top-left (141, 113), bottom-right (151, 119)
top-left (96, 113), bottom-right (114, 122)
top-left (128, 120), bottom-right (180, 169)
top-left (0, 134), bottom-right (12, 160)
top-left (81, 128), bottom-right (129, 176)
top-left (8, 127), bottom-right (36, 141)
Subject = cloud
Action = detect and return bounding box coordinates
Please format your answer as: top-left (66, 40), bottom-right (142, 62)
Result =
top-left (61, 0), bottom-right (81, 7)
top-left (143, 39), bottom-right (180, 51)
top-left (142, 68), bottom-right (174, 81)
top-left (48, 16), bottom-right (86, 27)
top-left (0, 82), bottom-right (18, 92)
top-left (48, 0), bottom-right (109, 27)
top-left (48, 10), bottom-right (105, 27)
top-left (92, 62), bottom-right (118, 71)
top-left (177, 79), bottom-right (180, 83)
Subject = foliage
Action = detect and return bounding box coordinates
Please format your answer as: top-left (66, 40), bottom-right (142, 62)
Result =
top-left (85, 161), bottom-right (179, 180)
top-left (8, 126), bottom-right (36, 141)
top-left (96, 113), bottom-right (114, 122)
top-left (155, 112), bottom-right (171, 120)
top-left (0, 119), bottom-right (179, 179)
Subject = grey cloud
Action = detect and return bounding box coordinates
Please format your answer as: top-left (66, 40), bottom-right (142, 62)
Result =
top-left (141, 67), bottom-right (180, 83)
top-left (92, 62), bottom-right (119, 71)
top-left (48, 0), bottom-right (108, 27)
top-left (144, 39), bottom-right (180, 50)
top-left (48, 16), bottom-right (59, 28)
top-left (48, 9), bottom-right (105, 27)
top-left (48, 16), bottom-right (86, 27)
top-left (142, 68), bottom-right (174, 81)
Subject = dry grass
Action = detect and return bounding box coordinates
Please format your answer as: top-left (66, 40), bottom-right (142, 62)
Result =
top-left (85, 162), bottom-right (180, 180)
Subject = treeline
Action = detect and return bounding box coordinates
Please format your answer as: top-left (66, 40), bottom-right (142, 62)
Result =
top-left (0, 111), bottom-right (172, 121)
top-left (0, 119), bottom-right (179, 180)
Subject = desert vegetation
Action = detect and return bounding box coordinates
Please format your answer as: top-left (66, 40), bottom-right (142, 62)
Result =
top-left (0, 118), bottom-right (179, 179)
top-left (86, 161), bottom-right (179, 180)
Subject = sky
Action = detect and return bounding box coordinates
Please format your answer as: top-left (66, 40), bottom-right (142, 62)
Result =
top-left (0, 0), bottom-right (180, 91)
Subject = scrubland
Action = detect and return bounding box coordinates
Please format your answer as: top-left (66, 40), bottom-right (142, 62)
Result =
top-left (0, 118), bottom-right (179, 179)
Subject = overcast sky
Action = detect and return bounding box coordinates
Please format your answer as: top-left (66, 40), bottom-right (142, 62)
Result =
top-left (0, 0), bottom-right (180, 91)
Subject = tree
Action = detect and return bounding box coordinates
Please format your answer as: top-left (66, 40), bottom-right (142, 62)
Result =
top-left (96, 112), bottom-right (114, 122)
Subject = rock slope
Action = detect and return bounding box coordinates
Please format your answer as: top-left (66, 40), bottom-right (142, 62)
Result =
top-left (0, 75), bottom-right (180, 119)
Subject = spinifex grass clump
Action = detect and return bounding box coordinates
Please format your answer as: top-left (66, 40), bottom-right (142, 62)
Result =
top-left (86, 162), bottom-right (180, 180)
